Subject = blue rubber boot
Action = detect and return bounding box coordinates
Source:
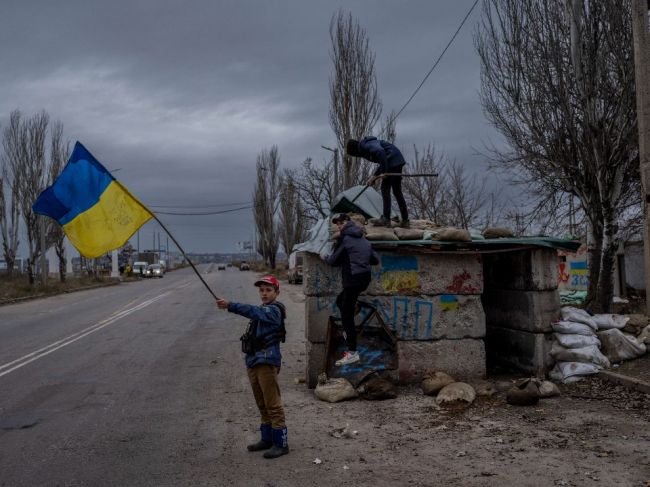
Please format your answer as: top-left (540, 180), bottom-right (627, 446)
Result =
top-left (247, 424), bottom-right (272, 452)
top-left (263, 427), bottom-right (289, 459)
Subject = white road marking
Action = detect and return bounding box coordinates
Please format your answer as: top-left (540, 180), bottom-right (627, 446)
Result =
top-left (0, 291), bottom-right (172, 378)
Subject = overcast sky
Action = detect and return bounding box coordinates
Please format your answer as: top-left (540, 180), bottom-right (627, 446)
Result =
top-left (0, 0), bottom-right (502, 255)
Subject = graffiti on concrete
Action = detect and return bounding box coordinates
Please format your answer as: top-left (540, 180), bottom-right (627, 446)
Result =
top-left (446, 270), bottom-right (479, 294)
top-left (316, 294), bottom-right (464, 340)
top-left (558, 245), bottom-right (589, 291)
top-left (379, 255), bottom-right (421, 294)
top-left (439, 294), bottom-right (460, 311)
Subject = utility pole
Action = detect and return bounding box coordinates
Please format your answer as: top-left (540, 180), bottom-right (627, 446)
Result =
top-left (39, 217), bottom-right (47, 287)
top-left (321, 145), bottom-right (340, 196)
top-left (632, 0), bottom-right (650, 314)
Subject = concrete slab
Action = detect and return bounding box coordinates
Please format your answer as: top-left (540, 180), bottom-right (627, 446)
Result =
top-left (483, 248), bottom-right (559, 291)
top-left (303, 252), bottom-right (483, 296)
top-left (397, 339), bottom-right (486, 383)
top-left (486, 326), bottom-right (554, 376)
top-left (305, 294), bottom-right (486, 343)
top-left (482, 289), bottom-right (560, 333)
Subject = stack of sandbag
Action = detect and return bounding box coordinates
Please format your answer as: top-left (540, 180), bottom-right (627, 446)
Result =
top-left (593, 313), bottom-right (647, 363)
top-left (427, 227), bottom-right (472, 242)
top-left (549, 306), bottom-right (610, 383)
top-left (482, 227), bottom-right (515, 239)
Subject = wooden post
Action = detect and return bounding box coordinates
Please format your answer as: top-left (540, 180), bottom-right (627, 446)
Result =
top-left (632, 0), bottom-right (650, 314)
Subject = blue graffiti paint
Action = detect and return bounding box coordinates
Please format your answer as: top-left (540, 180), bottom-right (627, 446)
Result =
top-left (415, 300), bottom-right (435, 339)
top-left (380, 254), bottom-right (418, 271)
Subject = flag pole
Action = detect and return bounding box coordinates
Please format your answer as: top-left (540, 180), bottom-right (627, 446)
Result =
top-left (150, 213), bottom-right (221, 301)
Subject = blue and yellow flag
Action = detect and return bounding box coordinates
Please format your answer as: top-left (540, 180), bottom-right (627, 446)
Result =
top-left (33, 142), bottom-right (153, 258)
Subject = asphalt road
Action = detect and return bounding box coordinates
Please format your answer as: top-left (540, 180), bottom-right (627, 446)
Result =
top-left (0, 265), bottom-right (292, 486)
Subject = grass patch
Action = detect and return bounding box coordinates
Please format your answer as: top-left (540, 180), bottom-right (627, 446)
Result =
top-left (0, 274), bottom-right (118, 302)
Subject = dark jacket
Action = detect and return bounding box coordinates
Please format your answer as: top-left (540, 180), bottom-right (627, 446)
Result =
top-left (227, 300), bottom-right (285, 368)
top-left (326, 221), bottom-right (380, 287)
top-left (357, 136), bottom-right (406, 176)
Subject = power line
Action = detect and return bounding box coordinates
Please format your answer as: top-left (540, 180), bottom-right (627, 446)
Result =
top-left (154, 204), bottom-right (253, 216)
top-left (384, 0), bottom-right (480, 131)
top-left (149, 201), bottom-right (252, 209)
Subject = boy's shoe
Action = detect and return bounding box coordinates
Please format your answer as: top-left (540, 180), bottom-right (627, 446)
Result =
top-left (263, 427), bottom-right (289, 459)
top-left (335, 351), bottom-right (360, 366)
top-left (399, 219), bottom-right (410, 228)
top-left (376, 216), bottom-right (391, 227)
top-left (247, 424), bottom-right (273, 451)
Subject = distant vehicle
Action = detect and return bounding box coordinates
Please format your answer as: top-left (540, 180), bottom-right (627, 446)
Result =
top-left (287, 251), bottom-right (303, 284)
top-left (217, 263), bottom-right (226, 270)
top-left (145, 263), bottom-right (164, 278)
top-left (240, 261), bottom-right (250, 271)
top-left (132, 261), bottom-right (148, 276)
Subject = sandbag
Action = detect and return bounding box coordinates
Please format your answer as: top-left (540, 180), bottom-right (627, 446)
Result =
top-left (357, 376), bottom-right (397, 400)
top-left (536, 380), bottom-right (561, 398)
top-left (482, 227), bottom-right (515, 239)
top-left (622, 314), bottom-right (649, 336)
top-left (407, 219), bottom-right (438, 230)
top-left (551, 321), bottom-right (597, 336)
top-left (349, 213), bottom-right (367, 227)
top-left (435, 382), bottom-right (476, 405)
top-left (550, 343), bottom-right (610, 368)
top-left (638, 325), bottom-right (650, 345)
top-left (394, 227), bottom-right (425, 240)
top-left (548, 361), bottom-right (602, 383)
top-left (560, 307), bottom-right (598, 330)
top-left (365, 226), bottom-right (399, 241)
top-left (553, 333), bottom-right (601, 349)
top-left (314, 377), bottom-right (358, 403)
top-left (506, 379), bottom-right (539, 406)
top-left (431, 227), bottom-right (472, 242)
top-left (421, 371), bottom-right (455, 396)
top-left (597, 328), bottom-right (647, 363)
top-left (592, 313), bottom-right (629, 330)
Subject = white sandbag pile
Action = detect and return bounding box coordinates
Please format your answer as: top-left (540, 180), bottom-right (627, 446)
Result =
top-left (550, 307), bottom-right (649, 382)
top-left (549, 307), bottom-right (608, 383)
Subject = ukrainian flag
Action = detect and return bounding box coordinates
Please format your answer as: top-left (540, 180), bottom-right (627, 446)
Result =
top-left (33, 142), bottom-right (153, 258)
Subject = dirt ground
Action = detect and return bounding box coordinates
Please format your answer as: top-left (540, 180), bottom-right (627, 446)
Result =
top-left (265, 282), bottom-right (650, 487)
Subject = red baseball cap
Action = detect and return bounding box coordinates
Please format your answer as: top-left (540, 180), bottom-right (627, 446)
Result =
top-left (255, 275), bottom-right (280, 290)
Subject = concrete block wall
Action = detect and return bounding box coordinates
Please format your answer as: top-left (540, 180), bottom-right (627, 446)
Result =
top-left (303, 251), bottom-right (486, 387)
top-left (482, 249), bottom-right (561, 375)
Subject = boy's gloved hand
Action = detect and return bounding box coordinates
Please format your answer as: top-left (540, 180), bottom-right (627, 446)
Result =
top-left (216, 298), bottom-right (230, 309)
top-left (319, 252), bottom-right (329, 261)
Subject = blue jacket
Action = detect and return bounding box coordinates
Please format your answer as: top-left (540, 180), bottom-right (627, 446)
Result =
top-left (326, 221), bottom-right (380, 287)
top-left (228, 301), bottom-right (284, 368)
top-left (357, 136), bottom-right (406, 175)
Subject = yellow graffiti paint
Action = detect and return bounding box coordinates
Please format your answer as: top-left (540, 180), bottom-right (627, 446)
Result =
top-left (381, 270), bottom-right (420, 294)
top-left (438, 295), bottom-right (460, 311)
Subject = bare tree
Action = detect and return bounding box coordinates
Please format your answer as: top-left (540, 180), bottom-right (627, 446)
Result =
top-left (329, 9), bottom-right (382, 188)
top-left (292, 157), bottom-right (337, 223)
top-left (47, 121), bottom-right (69, 282)
top-left (379, 110), bottom-right (398, 144)
top-left (446, 161), bottom-right (490, 229)
top-left (4, 110), bottom-right (51, 284)
top-left (476, 0), bottom-right (639, 312)
top-left (252, 146), bottom-right (281, 269)
top-left (402, 144), bottom-right (450, 223)
top-left (0, 124), bottom-right (21, 277)
top-left (278, 170), bottom-right (308, 256)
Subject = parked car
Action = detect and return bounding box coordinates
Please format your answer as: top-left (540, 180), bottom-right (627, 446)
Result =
top-left (287, 251), bottom-right (303, 284)
top-left (240, 261), bottom-right (250, 271)
top-left (217, 263), bottom-right (226, 270)
top-left (145, 263), bottom-right (164, 278)
top-left (132, 261), bottom-right (148, 276)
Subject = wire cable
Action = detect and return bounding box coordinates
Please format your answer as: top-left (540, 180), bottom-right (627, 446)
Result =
top-left (154, 204), bottom-right (253, 216)
top-left (384, 0), bottom-right (480, 130)
top-left (149, 201), bottom-right (251, 209)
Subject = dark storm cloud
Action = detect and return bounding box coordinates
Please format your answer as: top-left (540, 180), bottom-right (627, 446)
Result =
top-left (0, 0), bottom-right (499, 253)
